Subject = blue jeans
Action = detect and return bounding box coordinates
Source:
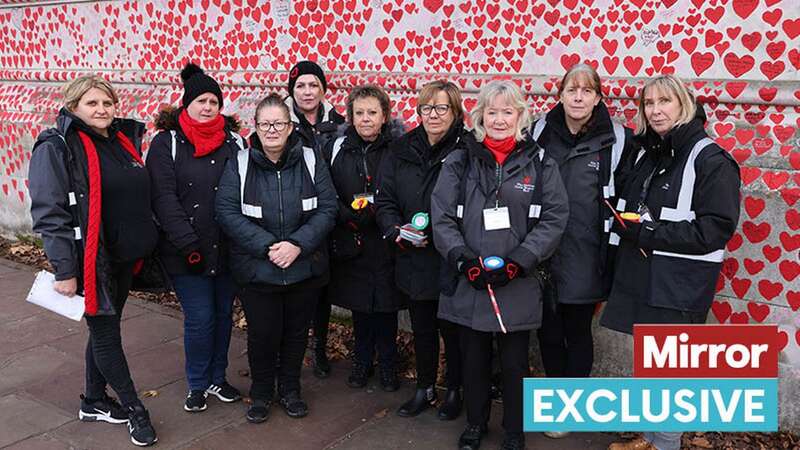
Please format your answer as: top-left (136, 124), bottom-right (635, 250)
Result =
top-left (643, 432), bottom-right (682, 450)
top-left (172, 274), bottom-right (235, 391)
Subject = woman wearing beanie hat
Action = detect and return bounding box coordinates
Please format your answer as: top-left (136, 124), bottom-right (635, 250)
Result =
top-left (285, 60), bottom-right (345, 379)
top-left (146, 63), bottom-right (245, 413)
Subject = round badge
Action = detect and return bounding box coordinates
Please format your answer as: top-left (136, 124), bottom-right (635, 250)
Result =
top-left (411, 212), bottom-right (429, 230)
top-left (483, 256), bottom-right (505, 271)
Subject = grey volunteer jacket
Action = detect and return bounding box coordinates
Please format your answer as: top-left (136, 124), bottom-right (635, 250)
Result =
top-left (431, 133), bottom-right (569, 332)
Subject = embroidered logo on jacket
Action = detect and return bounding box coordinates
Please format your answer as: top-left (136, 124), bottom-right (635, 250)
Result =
top-left (515, 176), bottom-right (535, 193)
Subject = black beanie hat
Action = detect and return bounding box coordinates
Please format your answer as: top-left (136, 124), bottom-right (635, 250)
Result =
top-left (181, 63), bottom-right (224, 109)
top-left (288, 60), bottom-right (327, 98)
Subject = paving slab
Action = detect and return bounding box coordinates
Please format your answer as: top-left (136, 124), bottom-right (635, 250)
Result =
top-left (0, 312), bottom-right (83, 359)
top-left (0, 344), bottom-right (84, 396)
top-left (0, 393), bottom-right (73, 448)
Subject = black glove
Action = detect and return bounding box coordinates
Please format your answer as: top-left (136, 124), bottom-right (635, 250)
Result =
top-left (483, 259), bottom-right (523, 288)
top-left (611, 218), bottom-right (642, 243)
top-left (459, 258), bottom-right (486, 290)
top-left (353, 205), bottom-right (375, 230)
top-left (184, 248), bottom-right (205, 275)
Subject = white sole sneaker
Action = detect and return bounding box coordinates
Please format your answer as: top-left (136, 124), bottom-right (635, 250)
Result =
top-left (78, 408), bottom-right (129, 424)
top-left (206, 385), bottom-right (240, 403)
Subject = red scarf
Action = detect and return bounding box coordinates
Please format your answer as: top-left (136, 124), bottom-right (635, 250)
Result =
top-left (178, 109), bottom-right (226, 158)
top-left (76, 130), bottom-right (142, 316)
top-left (483, 136), bottom-right (516, 165)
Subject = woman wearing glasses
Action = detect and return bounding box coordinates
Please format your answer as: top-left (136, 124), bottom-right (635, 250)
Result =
top-left (215, 94), bottom-right (337, 424)
top-left (147, 63), bottom-right (244, 413)
top-left (375, 80), bottom-right (467, 421)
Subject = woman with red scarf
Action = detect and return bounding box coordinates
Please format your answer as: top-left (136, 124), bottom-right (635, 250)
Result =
top-left (147, 63), bottom-right (244, 413)
top-left (29, 75), bottom-right (158, 446)
top-left (431, 80), bottom-right (569, 450)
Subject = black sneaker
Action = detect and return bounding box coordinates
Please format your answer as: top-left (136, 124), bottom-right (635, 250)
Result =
top-left (206, 382), bottom-right (242, 403)
top-left (78, 394), bottom-right (128, 424)
top-left (184, 390), bottom-right (208, 412)
top-left (127, 403), bottom-right (157, 447)
top-left (246, 399), bottom-right (271, 424)
top-left (279, 391), bottom-right (308, 418)
top-left (458, 424), bottom-right (488, 450)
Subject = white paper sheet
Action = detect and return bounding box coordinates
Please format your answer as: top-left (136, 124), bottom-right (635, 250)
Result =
top-left (25, 270), bottom-right (85, 321)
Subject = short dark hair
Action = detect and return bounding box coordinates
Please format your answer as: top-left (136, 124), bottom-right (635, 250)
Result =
top-left (346, 84), bottom-right (392, 124)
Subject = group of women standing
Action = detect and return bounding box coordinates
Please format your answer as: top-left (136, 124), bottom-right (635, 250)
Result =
top-left (28, 59), bottom-right (740, 450)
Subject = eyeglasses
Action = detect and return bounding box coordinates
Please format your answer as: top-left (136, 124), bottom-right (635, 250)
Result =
top-left (256, 121), bottom-right (290, 132)
top-left (418, 104), bottom-right (451, 116)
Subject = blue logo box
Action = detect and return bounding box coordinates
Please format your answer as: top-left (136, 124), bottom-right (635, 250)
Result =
top-left (522, 378), bottom-right (777, 432)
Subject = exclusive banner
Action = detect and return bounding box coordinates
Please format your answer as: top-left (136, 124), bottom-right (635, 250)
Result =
top-left (523, 325), bottom-right (780, 433)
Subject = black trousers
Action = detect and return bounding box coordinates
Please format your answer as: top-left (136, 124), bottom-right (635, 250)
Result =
top-left (239, 287), bottom-right (318, 400)
top-left (351, 311), bottom-right (398, 369)
top-left (536, 302), bottom-right (596, 377)
top-left (84, 262), bottom-right (139, 407)
top-left (460, 326), bottom-right (530, 433)
top-left (408, 300), bottom-right (461, 389)
top-left (313, 291), bottom-right (331, 353)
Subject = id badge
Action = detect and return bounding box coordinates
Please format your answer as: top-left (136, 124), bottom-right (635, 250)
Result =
top-left (483, 207), bottom-right (511, 231)
top-left (354, 192), bottom-right (375, 203)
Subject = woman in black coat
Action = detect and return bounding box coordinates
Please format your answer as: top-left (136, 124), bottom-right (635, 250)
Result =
top-left (215, 93), bottom-right (337, 425)
top-left (323, 85), bottom-right (406, 391)
top-left (604, 75), bottom-right (740, 450)
top-left (531, 64), bottom-right (637, 440)
top-left (146, 63), bottom-right (244, 413)
top-left (375, 80), bottom-right (467, 420)
top-left (29, 75), bottom-right (158, 446)
top-left (284, 60), bottom-right (346, 378)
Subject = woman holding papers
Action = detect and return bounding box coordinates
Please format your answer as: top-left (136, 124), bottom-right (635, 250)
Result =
top-left (603, 75), bottom-right (741, 450)
top-left (215, 93), bottom-right (337, 424)
top-left (431, 79), bottom-right (569, 450)
top-left (322, 85), bottom-right (406, 392)
top-left (28, 75), bottom-right (158, 447)
top-left (375, 80), bottom-right (468, 421)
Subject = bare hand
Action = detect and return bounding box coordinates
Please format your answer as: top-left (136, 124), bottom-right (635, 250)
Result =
top-left (268, 241), bottom-right (301, 269)
top-left (54, 278), bottom-right (78, 297)
top-left (412, 239), bottom-right (429, 248)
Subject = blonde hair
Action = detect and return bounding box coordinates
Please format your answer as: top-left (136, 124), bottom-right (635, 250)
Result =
top-left (62, 75), bottom-right (118, 111)
top-left (417, 80), bottom-right (465, 123)
top-left (470, 79), bottom-right (532, 142)
top-left (634, 74), bottom-right (697, 135)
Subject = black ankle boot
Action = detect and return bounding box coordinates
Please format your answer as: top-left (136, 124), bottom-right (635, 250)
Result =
top-left (437, 388), bottom-right (462, 420)
top-left (313, 346), bottom-right (331, 379)
top-left (396, 386), bottom-right (436, 417)
top-left (500, 432), bottom-right (525, 450)
top-left (458, 423), bottom-right (487, 450)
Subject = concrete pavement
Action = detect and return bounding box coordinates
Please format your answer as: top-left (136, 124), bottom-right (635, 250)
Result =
top-left (0, 258), bottom-right (617, 449)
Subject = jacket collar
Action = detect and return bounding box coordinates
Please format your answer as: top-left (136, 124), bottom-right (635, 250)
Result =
top-left (249, 132), bottom-right (303, 171)
top-left (54, 108), bottom-right (146, 151)
top-left (544, 102), bottom-right (615, 155)
top-left (395, 120), bottom-right (465, 165)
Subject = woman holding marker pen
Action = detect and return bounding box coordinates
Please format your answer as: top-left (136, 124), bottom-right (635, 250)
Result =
top-left (602, 75), bottom-right (741, 450)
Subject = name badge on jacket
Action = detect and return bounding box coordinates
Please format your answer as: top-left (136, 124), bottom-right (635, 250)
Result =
top-left (483, 207), bottom-right (511, 231)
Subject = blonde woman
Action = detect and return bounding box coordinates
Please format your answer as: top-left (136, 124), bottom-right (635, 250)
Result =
top-left (29, 75), bottom-right (158, 446)
top-left (431, 79), bottom-right (569, 450)
top-left (602, 75), bottom-right (740, 450)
